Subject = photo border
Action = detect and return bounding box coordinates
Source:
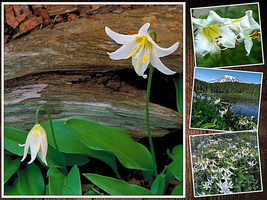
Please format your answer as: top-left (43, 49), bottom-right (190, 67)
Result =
top-left (190, 2), bottom-right (265, 69)
top-left (189, 67), bottom-right (263, 132)
top-left (1, 1), bottom-right (186, 199)
top-left (189, 130), bottom-right (264, 198)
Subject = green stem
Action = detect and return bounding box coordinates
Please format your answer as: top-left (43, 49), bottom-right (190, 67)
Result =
top-left (35, 105), bottom-right (59, 151)
top-left (146, 66), bottom-right (157, 175)
top-left (146, 30), bottom-right (158, 175)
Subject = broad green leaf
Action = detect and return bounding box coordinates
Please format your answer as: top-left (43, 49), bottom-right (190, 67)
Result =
top-left (45, 145), bottom-right (66, 169)
top-left (4, 126), bottom-right (66, 170)
top-left (166, 145), bottom-right (183, 183)
top-left (64, 153), bottom-right (90, 166)
top-left (84, 173), bottom-right (153, 195)
top-left (66, 119), bottom-right (153, 171)
top-left (151, 173), bottom-right (166, 195)
top-left (4, 177), bottom-right (21, 195)
top-left (173, 74), bottom-right (183, 115)
top-left (42, 120), bottom-right (119, 175)
top-left (85, 184), bottom-right (101, 195)
top-left (4, 156), bottom-right (21, 184)
top-left (47, 167), bottom-right (66, 195)
top-left (200, 123), bottom-right (216, 129)
top-left (17, 163), bottom-right (45, 195)
top-left (171, 180), bottom-right (183, 195)
top-left (4, 127), bottom-right (28, 156)
top-left (65, 165), bottom-right (82, 195)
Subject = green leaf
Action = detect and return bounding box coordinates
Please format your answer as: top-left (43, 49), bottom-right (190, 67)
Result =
top-left (46, 145), bottom-right (66, 169)
top-left (47, 167), bottom-right (66, 195)
top-left (171, 180), bottom-right (183, 195)
top-left (17, 163), bottom-right (45, 195)
top-left (84, 173), bottom-right (153, 195)
top-left (4, 126), bottom-right (66, 170)
top-left (66, 119), bottom-right (153, 172)
top-left (85, 185), bottom-right (101, 195)
top-left (174, 74), bottom-right (183, 115)
top-left (4, 177), bottom-right (21, 195)
top-left (151, 173), bottom-right (166, 195)
top-left (4, 156), bottom-right (21, 184)
top-left (42, 120), bottom-right (119, 175)
top-left (4, 127), bottom-right (28, 156)
top-left (200, 123), bottom-right (216, 129)
top-left (166, 145), bottom-right (183, 183)
top-left (65, 165), bottom-right (82, 195)
top-left (64, 153), bottom-right (90, 166)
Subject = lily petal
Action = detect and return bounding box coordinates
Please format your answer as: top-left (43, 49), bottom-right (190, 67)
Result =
top-left (108, 39), bottom-right (136, 60)
top-left (132, 50), bottom-right (150, 76)
top-left (39, 130), bottom-right (48, 165)
top-left (246, 10), bottom-right (260, 32)
top-left (244, 38), bottom-right (253, 56)
top-left (105, 26), bottom-right (133, 44)
top-left (217, 26), bottom-right (237, 48)
top-left (149, 37), bottom-right (179, 57)
top-left (138, 23), bottom-right (150, 35)
top-left (192, 17), bottom-right (206, 27)
top-left (28, 133), bottom-right (41, 164)
top-left (206, 11), bottom-right (225, 27)
top-left (194, 28), bottom-right (216, 57)
top-left (151, 50), bottom-right (176, 75)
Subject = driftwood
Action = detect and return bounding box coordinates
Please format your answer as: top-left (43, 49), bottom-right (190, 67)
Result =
top-left (4, 5), bottom-right (183, 138)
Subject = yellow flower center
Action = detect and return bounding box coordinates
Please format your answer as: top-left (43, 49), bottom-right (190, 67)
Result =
top-left (202, 25), bottom-right (227, 50)
top-left (127, 35), bottom-right (153, 70)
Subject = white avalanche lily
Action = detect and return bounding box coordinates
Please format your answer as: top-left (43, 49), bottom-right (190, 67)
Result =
top-left (232, 10), bottom-right (261, 56)
top-left (19, 124), bottom-right (48, 165)
top-left (105, 23), bottom-right (179, 76)
top-left (193, 11), bottom-right (237, 57)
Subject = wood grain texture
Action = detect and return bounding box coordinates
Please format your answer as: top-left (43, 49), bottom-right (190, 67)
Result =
top-left (4, 5), bottom-right (183, 81)
top-left (4, 5), bottom-right (183, 138)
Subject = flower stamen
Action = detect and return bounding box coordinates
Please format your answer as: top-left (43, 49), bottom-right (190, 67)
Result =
top-left (127, 46), bottom-right (137, 58)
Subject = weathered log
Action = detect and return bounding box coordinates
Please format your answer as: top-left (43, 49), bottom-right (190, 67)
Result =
top-left (4, 71), bottom-right (182, 138)
top-left (4, 5), bottom-right (183, 138)
top-left (4, 5), bottom-right (183, 81)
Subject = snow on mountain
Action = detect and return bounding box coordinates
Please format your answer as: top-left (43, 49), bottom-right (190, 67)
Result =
top-left (208, 75), bottom-right (244, 83)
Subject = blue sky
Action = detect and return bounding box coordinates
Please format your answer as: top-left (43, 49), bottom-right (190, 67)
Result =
top-left (195, 68), bottom-right (262, 84)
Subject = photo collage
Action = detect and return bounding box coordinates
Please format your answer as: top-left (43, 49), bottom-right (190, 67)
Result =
top-left (189, 2), bottom-right (264, 198)
top-left (1, 1), bottom-right (266, 199)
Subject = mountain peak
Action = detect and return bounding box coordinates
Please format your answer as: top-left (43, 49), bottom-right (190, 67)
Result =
top-left (209, 75), bottom-right (244, 83)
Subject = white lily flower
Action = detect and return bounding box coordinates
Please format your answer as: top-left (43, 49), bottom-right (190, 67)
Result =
top-left (232, 10), bottom-right (261, 56)
top-left (193, 11), bottom-right (237, 57)
top-left (105, 23), bottom-right (179, 76)
top-left (219, 107), bottom-right (228, 117)
top-left (203, 182), bottom-right (210, 190)
top-left (19, 124), bottom-right (48, 165)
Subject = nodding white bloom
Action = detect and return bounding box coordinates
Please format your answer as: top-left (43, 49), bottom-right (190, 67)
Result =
top-left (19, 124), bottom-right (48, 165)
top-left (248, 160), bottom-right (257, 166)
top-left (203, 182), bottom-right (211, 190)
top-left (207, 178), bottom-right (213, 186)
top-left (192, 11), bottom-right (237, 57)
top-left (211, 175), bottom-right (217, 180)
top-left (216, 180), bottom-right (224, 189)
top-left (105, 23), bottom-right (179, 76)
top-left (224, 180), bottom-right (233, 189)
top-left (221, 172), bottom-right (231, 181)
top-left (214, 98), bottom-right (220, 104)
top-left (219, 107), bottom-right (228, 117)
top-left (232, 10), bottom-right (261, 56)
top-left (220, 187), bottom-right (233, 194)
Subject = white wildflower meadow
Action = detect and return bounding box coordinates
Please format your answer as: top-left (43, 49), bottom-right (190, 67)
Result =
top-left (190, 131), bottom-right (262, 196)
